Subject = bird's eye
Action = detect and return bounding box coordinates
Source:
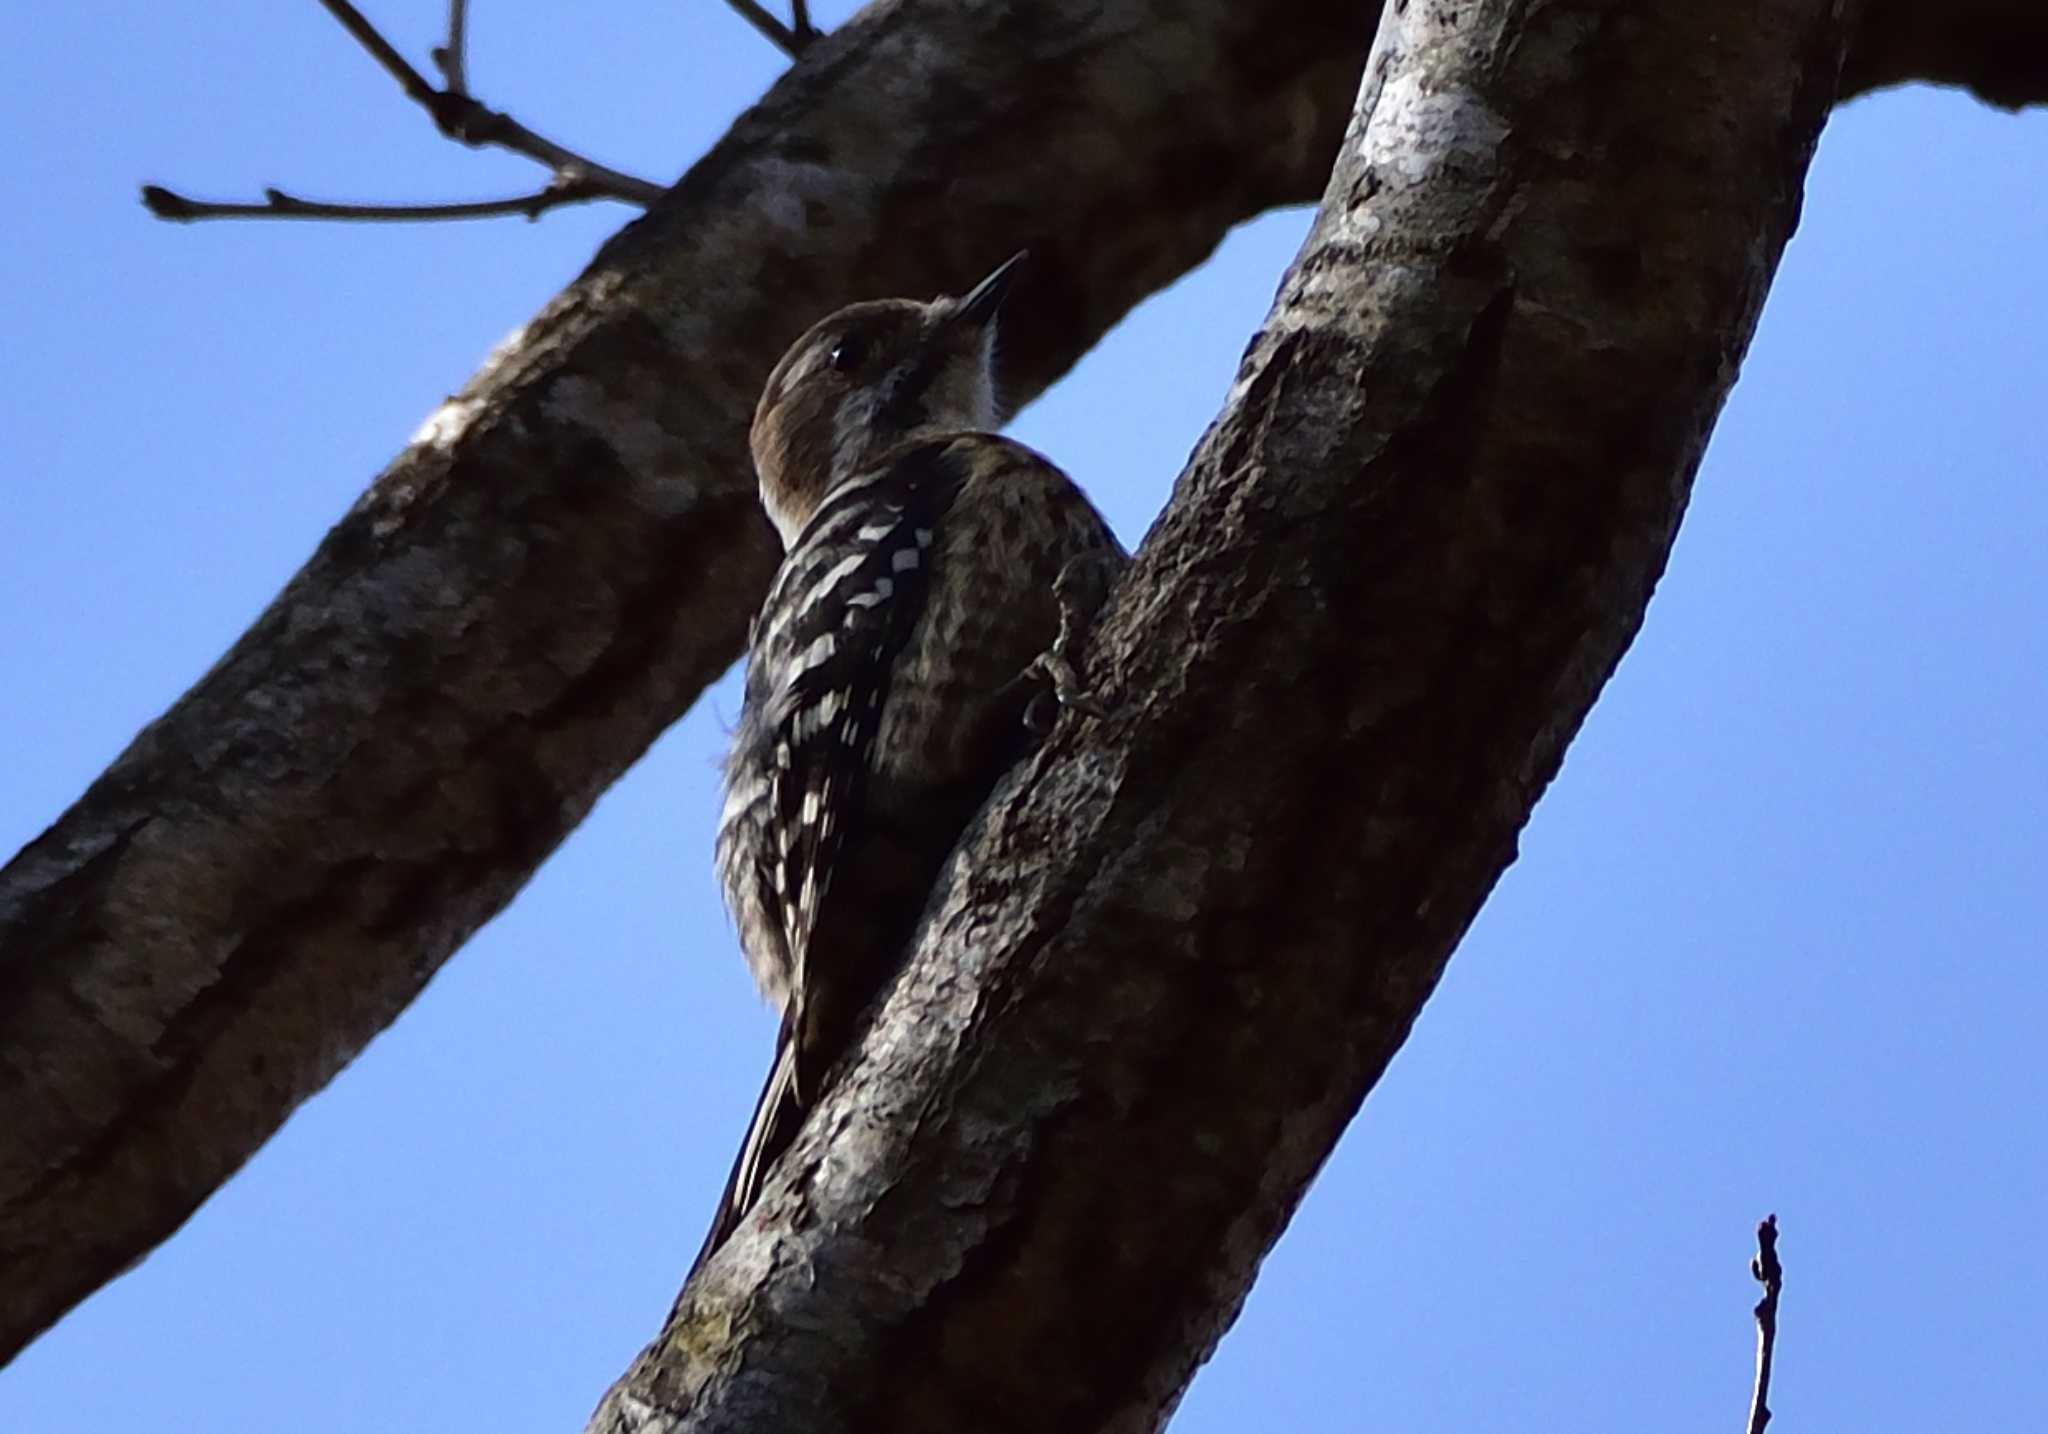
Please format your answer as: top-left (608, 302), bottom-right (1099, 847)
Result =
top-left (827, 333), bottom-right (867, 373)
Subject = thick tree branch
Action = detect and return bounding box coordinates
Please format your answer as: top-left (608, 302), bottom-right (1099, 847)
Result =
top-left (5, 0), bottom-right (2044, 1378)
top-left (591, 0), bottom-right (1851, 1427)
top-left (1850, 0), bottom-right (2048, 106)
top-left (0, 0), bottom-right (1374, 1367)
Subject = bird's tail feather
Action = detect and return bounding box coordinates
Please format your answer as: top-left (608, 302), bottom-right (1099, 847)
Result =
top-left (688, 1038), bottom-right (802, 1278)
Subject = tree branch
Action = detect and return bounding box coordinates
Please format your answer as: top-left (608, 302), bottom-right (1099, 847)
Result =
top-left (1748, 1215), bottom-right (1784, 1434)
top-left (431, 0), bottom-right (470, 94)
top-left (1850, 0), bottom-right (2048, 106)
top-left (588, 0), bottom-right (1850, 1426)
top-left (0, 0), bottom-right (1376, 1367)
top-left (317, 0), bottom-right (440, 105)
top-left (724, 0), bottom-right (817, 58)
top-left (313, 0), bottom-right (662, 203)
top-left (140, 178), bottom-right (614, 225)
top-left (134, 0), bottom-right (665, 225)
top-left (8, 0), bottom-right (2047, 1380)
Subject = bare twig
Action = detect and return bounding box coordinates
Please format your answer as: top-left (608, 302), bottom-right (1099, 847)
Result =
top-left (726, 0), bottom-right (819, 57)
top-left (312, 0), bottom-right (662, 205)
top-left (141, 0), bottom-right (661, 225)
top-left (1748, 1215), bottom-right (1784, 1434)
top-left (318, 0), bottom-right (437, 103)
top-left (140, 178), bottom-right (612, 225)
top-left (431, 0), bottom-right (470, 93)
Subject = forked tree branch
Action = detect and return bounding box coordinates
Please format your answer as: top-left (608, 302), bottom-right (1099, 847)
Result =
top-left (1, 0), bottom-right (1377, 1366)
top-left (141, 0), bottom-right (663, 224)
top-left (311, 0), bottom-right (660, 195)
top-left (725, 0), bottom-right (821, 58)
top-left (6, 0), bottom-right (2047, 1383)
top-left (588, 0), bottom-right (1850, 1424)
top-left (132, 0), bottom-right (2048, 225)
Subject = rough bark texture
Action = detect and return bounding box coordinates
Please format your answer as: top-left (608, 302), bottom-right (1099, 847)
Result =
top-left (0, 0), bottom-right (1376, 1366)
top-left (0, 0), bottom-right (2040, 1377)
top-left (590, 0), bottom-right (1851, 1429)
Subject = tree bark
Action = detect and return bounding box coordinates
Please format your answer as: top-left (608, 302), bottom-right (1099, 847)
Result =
top-left (589, 0), bottom-right (1850, 1428)
top-left (0, 0), bottom-right (2040, 1377)
top-left (1851, 0), bottom-right (2048, 107)
top-left (0, 0), bottom-right (1376, 1367)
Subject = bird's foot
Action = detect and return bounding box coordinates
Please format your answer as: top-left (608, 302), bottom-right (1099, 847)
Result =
top-left (1023, 552), bottom-right (1121, 734)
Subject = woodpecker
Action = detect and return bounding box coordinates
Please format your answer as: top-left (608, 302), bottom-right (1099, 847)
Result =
top-left (698, 253), bottom-right (1125, 1269)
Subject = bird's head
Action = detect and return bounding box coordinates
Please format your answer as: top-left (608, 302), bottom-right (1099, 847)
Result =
top-left (749, 252), bottom-right (1024, 547)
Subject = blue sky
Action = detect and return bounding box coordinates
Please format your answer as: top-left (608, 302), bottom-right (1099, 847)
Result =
top-left (3, 3), bottom-right (2044, 1429)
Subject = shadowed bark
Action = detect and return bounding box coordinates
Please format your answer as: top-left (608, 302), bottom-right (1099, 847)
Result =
top-left (1851, 0), bottom-right (2048, 107)
top-left (592, 0), bottom-right (1848, 1427)
top-left (0, 0), bottom-right (2041, 1380)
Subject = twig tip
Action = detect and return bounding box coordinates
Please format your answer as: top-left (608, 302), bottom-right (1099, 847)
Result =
top-left (140, 185), bottom-right (194, 222)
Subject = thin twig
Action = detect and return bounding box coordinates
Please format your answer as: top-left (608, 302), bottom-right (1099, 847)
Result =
top-left (1747, 1214), bottom-right (1783, 1434)
top-left (316, 0), bottom-right (440, 104)
top-left (141, 179), bottom-right (612, 225)
top-left (314, 0), bottom-right (663, 205)
top-left (431, 0), bottom-right (470, 93)
top-left (725, 0), bottom-right (817, 58)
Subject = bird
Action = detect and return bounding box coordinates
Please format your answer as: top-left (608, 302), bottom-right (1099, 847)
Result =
top-left (697, 253), bottom-right (1125, 1270)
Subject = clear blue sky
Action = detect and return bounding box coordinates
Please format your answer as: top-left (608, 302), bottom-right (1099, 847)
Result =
top-left (4, 3), bottom-right (2044, 1429)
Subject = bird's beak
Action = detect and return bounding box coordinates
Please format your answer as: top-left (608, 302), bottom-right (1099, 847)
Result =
top-left (953, 251), bottom-right (1028, 328)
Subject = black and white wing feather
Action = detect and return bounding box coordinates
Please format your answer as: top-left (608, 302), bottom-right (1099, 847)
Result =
top-left (714, 464), bottom-right (955, 1029)
top-left (701, 461), bottom-right (957, 1270)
